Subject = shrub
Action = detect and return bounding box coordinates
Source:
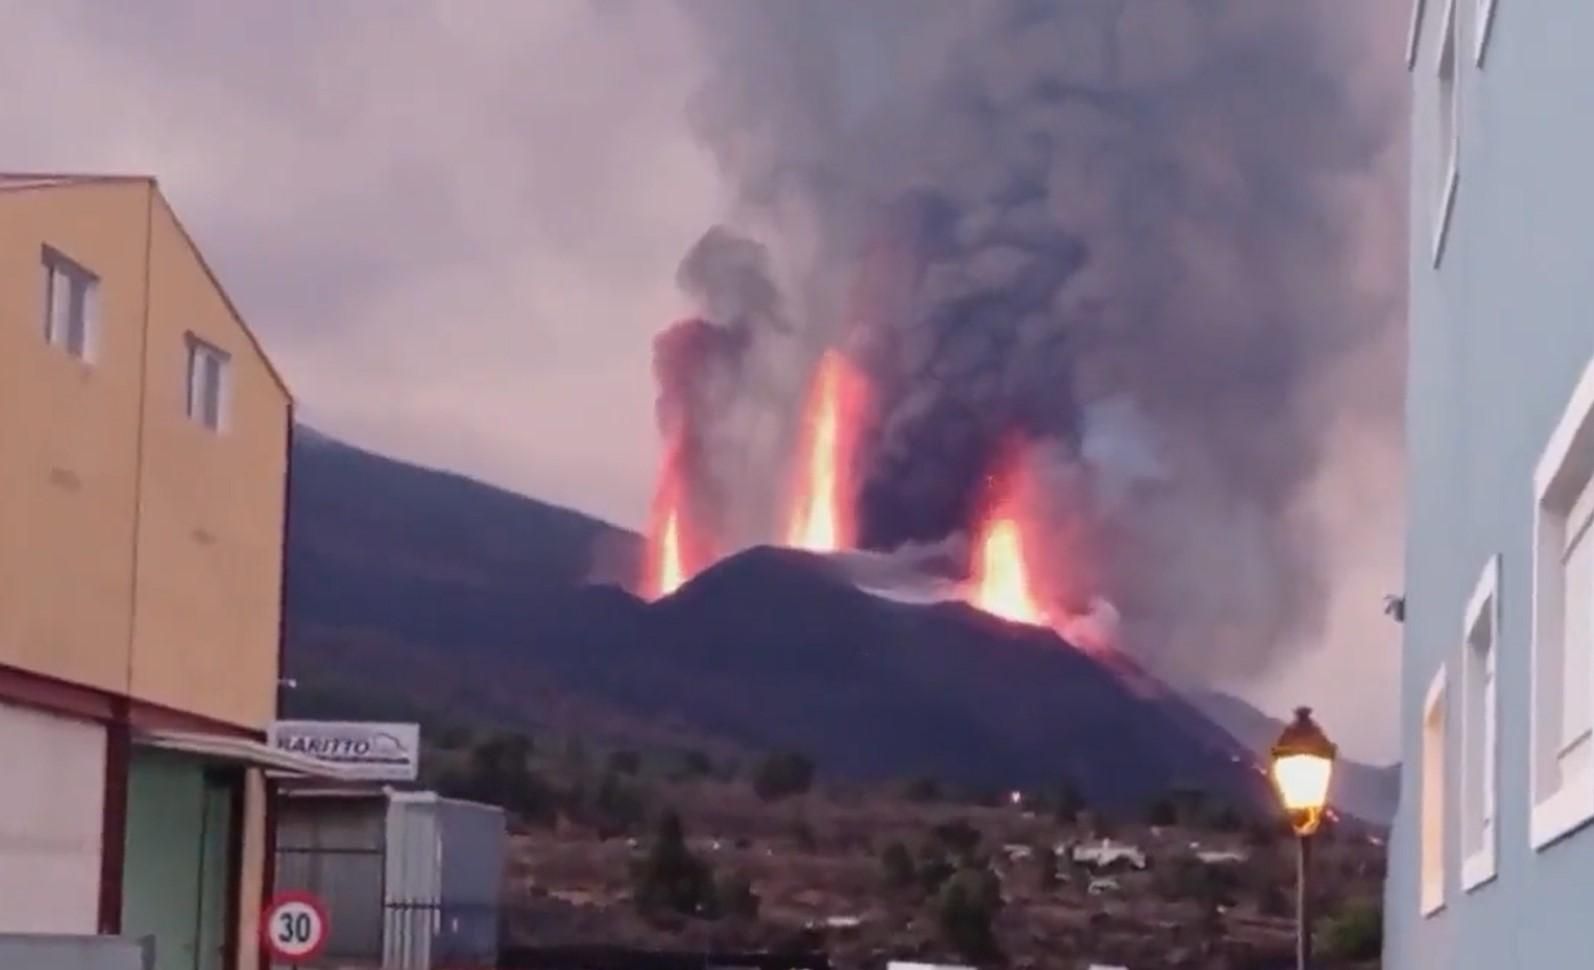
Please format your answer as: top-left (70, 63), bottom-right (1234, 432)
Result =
top-left (633, 810), bottom-right (715, 919)
top-left (752, 751), bottom-right (815, 801)
top-left (881, 841), bottom-right (916, 891)
top-left (1319, 898), bottom-right (1382, 962)
top-left (936, 869), bottom-right (1003, 962)
top-left (932, 818), bottom-right (983, 859)
top-left (716, 872), bottom-right (760, 921)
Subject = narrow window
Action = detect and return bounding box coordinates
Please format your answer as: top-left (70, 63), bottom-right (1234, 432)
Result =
top-left (1462, 557), bottom-right (1499, 889)
top-left (1531, 355), bottom-right (1594, 849)
top-left (1433, 0), bottom-right (1460, 263)
top-left (41, 246), bottom-right (98, 361)
top-left (186, 337), bottom-right (231, 432)
top-left (1421, 666), bottom-right (1448, 915)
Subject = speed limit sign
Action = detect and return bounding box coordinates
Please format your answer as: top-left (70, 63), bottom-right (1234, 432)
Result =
top-left (262, 891), bottom-right (329, 964)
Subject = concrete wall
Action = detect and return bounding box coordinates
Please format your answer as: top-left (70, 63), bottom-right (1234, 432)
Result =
top-left (0, 180), bottom-right (149, 693)
top-left (0, 701), bottom-right (107, 933)
top-left (128, 193), bottom-right (288, 730)
top-left (1389, 2), bottom-right (1594, 967)
top-left (0, 935), bottom-right (152, 970)
top-left (0, 178), bottom-right (289, 730)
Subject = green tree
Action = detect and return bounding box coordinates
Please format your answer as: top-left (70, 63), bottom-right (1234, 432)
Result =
top-left (1145, 796), bottom-right (1178, 827)
top-left (1319, 898), bottom-right (1382, 962)
top-left (591, 770), bottom-right (647, 837)
top-left (753, 751), bottom-right (816, 801)
top-left (936, 869), bottom-right (1003, 963)
top-left (932, 818), bottom-right (982, 859)
top-left (881, 841), bottom-right (916, 891)
top-left (633, 810), bottom-right (715, 918)
top-left (453, 731), bottom-right (554, 825)
top-left (715, 872), bottom-right (760, 921)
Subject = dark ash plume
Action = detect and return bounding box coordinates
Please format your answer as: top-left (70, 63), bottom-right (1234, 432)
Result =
top-left (667, 0), bottom-right (1407, 680)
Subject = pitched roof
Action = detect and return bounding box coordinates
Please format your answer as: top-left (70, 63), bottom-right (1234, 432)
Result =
top-left (0, 171), bottom-right (290, 397)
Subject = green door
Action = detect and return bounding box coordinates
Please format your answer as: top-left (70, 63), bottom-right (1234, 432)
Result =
top-left (122, 751), bottom-right (236, 970)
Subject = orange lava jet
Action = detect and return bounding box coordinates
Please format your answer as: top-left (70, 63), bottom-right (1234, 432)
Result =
top-left (785, 351), bottom-right (867, 551)
top-left (644, 437), bottom-right (695, 599)
top-left (967, 457), bottom-right (1047, 625)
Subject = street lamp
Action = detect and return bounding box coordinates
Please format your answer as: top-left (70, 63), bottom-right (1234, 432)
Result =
top-left (1270, 706), bottom-right (1337, 970)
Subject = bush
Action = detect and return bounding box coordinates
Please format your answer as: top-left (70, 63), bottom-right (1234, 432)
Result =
top-left (1146, 797), bottom-right (1178, 827)
top-left (917, 849), bottom-right (957, 895)
top-left (932, 819), bottom-right (982, 859)
top-left (715, 872), bottom-right (760, 921)
top-left (881, 841), bottom-right (916, 891)
top-left (443, 731), bottom-right (555, 825)
top-left (1319, 898), bottom-right (1382, 962)
top-left (753, 751), bottom-right (815, 801)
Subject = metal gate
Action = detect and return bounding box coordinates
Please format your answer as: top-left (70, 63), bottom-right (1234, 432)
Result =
top-left (273, 797), bottom-right (387, 965)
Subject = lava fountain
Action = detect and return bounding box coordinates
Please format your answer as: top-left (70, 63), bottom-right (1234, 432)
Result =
top-left (644, 437), bottom-right (694, 599)
top-left (785, 351), bottom-right (868, 552)
top-left (967, 459), bottom-right (1047, 625)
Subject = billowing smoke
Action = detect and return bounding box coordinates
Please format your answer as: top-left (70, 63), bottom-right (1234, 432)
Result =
top-left (664, 0), bottom-right (1407, 680)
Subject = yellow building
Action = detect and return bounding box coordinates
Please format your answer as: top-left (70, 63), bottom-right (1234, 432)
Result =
top-left (0, 173), bottom-right (336, 970)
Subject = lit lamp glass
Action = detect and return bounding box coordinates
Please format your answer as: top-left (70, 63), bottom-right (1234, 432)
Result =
top-left (1270, 707), bottom-right (1337, 836)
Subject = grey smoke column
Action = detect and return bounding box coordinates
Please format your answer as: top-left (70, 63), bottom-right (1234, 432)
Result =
top-left (671, 0), bottom-right (1406, 679)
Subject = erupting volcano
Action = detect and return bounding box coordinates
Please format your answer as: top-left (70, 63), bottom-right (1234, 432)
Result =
top-left (785, 351), bottom-right (866, 552)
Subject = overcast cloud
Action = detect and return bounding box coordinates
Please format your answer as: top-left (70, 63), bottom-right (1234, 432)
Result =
top-left (1, 2), bottom-right (1403, 760)
top-left (2, 0), bottom-right (720, 522)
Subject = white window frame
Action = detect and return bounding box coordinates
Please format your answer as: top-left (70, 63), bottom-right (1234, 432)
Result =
top-left (1421, 665), bottom-right (1448, 917)
top-left (1407, 0), bottom-right (1429, 70)
top-left (1475, 0), bottom-right (1498, 65)
top-left (185, 335), bottom-right (232, 433)
top-left (1432, 0), bottom-right (1460, 267)
top-left (1531, 356), bottom-right (1594, 851)
top-left (41, 246), bottom-right (98, 363)
top-left (1461, 556), bottom-right (1500, 890)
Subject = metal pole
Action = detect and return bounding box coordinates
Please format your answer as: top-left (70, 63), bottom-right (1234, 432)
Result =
top-left (1297, 833), bottom-right (1313, 970)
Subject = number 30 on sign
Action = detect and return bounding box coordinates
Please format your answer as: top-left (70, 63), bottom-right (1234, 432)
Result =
top-left (262, 891), bottom-right (329, 963)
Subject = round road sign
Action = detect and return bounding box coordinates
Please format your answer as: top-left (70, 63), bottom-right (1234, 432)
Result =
top-left (262, 891), bottom-right (329, 963)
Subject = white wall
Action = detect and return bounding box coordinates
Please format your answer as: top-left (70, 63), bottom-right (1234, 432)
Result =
top-left (0, 702), bottom-right (107, 933)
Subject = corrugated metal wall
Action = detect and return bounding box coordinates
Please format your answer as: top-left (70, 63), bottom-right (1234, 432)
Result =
top-left (275, 795), bottom-right (387, 964)
top-left (276, 791), bottom-right (504, 969)
top-left (435, 798), bottom-right (506, 966)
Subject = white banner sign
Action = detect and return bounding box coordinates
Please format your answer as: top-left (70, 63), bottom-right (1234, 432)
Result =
top-left (267, 720), bottom-right (420, 782)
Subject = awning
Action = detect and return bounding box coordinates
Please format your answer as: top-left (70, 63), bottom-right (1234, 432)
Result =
top-left (134, 728), bottom-right (362, 781)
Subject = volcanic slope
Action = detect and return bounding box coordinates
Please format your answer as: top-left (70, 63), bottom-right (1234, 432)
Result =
top-left (287, 430), bottom-right (1271, 813)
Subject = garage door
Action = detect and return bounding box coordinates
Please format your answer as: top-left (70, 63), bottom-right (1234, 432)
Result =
top-left (0, 701), bottom-right (106, 933)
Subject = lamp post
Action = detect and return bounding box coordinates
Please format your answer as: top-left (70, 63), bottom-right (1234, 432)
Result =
top-left (1270, 706), bottom-right (1337, 970)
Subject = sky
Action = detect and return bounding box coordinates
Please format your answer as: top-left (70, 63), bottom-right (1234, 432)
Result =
top-left (3, 0), bottom-right (719, 521)
top-left (0, 1), bottom-right (1404, 762)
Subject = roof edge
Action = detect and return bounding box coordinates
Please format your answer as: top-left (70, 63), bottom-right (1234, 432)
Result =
top-left (148, 186), bottom-right (292, 400)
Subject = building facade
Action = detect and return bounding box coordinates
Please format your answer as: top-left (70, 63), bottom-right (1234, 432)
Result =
top-left (0, 174), bottom-right (316, 970)
top-left (1388, 1), bottom-right (1594, 966)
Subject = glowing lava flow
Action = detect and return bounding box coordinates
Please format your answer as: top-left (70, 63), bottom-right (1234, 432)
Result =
top-left (785, 351), bottom-right (867, 551)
